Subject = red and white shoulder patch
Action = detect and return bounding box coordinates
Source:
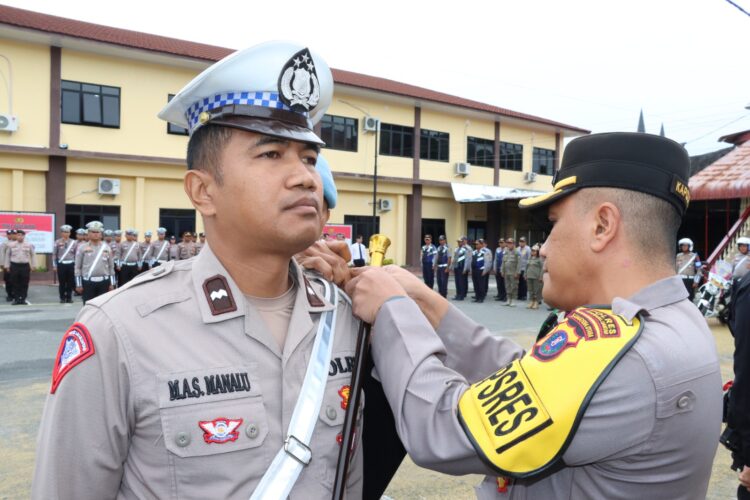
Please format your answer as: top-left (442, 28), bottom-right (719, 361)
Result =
top-left (51, 323), bottom-right (95, 394)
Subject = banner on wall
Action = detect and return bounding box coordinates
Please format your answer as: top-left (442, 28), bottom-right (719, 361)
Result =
top-left (322, 224), bottom-right (352, 245)
top-left (0, 211), bottom-right (56, 253)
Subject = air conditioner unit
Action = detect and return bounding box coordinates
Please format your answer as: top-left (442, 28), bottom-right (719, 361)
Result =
top-left (455, 162), bottom-right (471, 176)
top-left (524, 171), bottom-right (537, 183)
top-left (0, 114), bottom-right (18, 132)
top-left (378, 198), bottom-right (393, 211)
top-left (98, 177), bottom-right (121, 195)
top-left (363, 116), bottom-right (380, 132)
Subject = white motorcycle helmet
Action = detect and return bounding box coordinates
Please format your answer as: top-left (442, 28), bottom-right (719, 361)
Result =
top-left (678, 238), bottom-right (693, 252)
top-left (737, 236), bottom-right (750, 247)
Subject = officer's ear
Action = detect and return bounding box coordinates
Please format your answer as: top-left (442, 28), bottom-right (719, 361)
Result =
top-left (589, 201), bottom-right (620, 253)
top-left (184, 169), bottom-right (217, 218)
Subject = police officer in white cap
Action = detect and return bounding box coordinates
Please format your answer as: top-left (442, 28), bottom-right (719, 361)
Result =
top-left (151, 227), bottom-right (171, 267)
top-left (74, 221), bottom-right (116, 304)
top-left (116, 229), bottom-right (142, 286)
top-left (138, 230), bottom-right (153, 272)
top-left (53, 224), bottom-right (77, 303)
top-left (33, 41), bottom-right (363, 500)
top-left (675, 237), bottom-right (702, 301)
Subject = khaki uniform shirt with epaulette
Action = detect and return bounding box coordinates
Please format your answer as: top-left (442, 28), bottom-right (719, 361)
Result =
top-left (500, 248), bottom-right (520, 276)
top-left (108, 241), bottom-right (119, 257)
top-left (74, 242), bottom-right (115, 279)
top-left (675, 252), bottom-right (699, 277)
top-left (525, 256), bottom-right (543, 280)
top-left (178, 241), bottom-right (196, 260)
top-left (4, 240), bottom-right (35, 266)
top-left (139, 242), bottom-right (153, 264)
top-left (32, 244), bottom-right (364, 500)
top-left (53, 238), bottom-right (77, 267)
top-left (117, 240), bottom-right (141, 266)
top-left (151, 240), bottom-right (171, 263)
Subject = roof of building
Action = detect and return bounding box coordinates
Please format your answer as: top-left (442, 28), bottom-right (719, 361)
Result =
top-left (689, 139), bottom-right (750, 200)
top-left (0, 4), bottom-right (589, 134)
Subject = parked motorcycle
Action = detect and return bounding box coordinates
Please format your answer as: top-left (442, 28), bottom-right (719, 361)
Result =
top-left (694, 260), bottom-right (732, 321)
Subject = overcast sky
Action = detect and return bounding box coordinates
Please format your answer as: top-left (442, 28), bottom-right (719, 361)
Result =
top-left (4, 0), bottom-right (750, 156)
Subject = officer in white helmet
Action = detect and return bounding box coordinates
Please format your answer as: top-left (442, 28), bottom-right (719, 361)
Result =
top-left (676, 237), bottom-right (702, 301)
top-left (32, 41), bottom-right (363, 500)
top-left (733, 236), bottom-right (750, 282)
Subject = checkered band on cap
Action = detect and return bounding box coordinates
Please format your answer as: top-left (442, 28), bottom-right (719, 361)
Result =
top-left (185, 91), bottom-right (308, 133)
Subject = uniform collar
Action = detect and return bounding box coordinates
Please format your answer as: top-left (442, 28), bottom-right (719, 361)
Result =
top-left (612, 275), bottom-right (688, 321)
top-left (191, 243), bottom-right (335, 325)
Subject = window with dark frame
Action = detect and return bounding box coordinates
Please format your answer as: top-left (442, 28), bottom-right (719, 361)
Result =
top-left (379, 123), bottom-right (414, 157)
top-left (500, 141), bottom-right (523, 171)
top-left (532, 147), bottom-right (556, 175)
top-left (420, 129), bottom-right (449, 162)
top-left (344, 215), bottom-right (380, 245)
top-left (467, 136), bottom-right (495, 168)
top-left (61, 80), bottom-right (120, 128)
top-left (320, 114), bottom-right (358, 152)
top-left (167, 94), bottom-right (189, 136)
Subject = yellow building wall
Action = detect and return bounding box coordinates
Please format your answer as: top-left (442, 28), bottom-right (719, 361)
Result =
top-left (0, 155), bottom-right (48, 211)
top-left (0, 39), bottom-right (51, 147)
top-left (60, 49), bottom-right (199, 158)
top-left (66, 159), bottom-right (198, 234)
top-left (324, 92), bottom-right (415, 180)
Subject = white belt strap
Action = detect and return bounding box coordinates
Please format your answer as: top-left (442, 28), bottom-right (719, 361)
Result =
top-left (59, 241), bottom-right (75, 262)
top-left (154, 241), bottom-right (169, 262)
top-left (250, 277), bottom-right (338, 500)
top-left (122, 243), bottom-right (136, 264)
top-left (677, 254), bottom-right (696, 275)
top-left (85, 244), bottom-right (107, 281)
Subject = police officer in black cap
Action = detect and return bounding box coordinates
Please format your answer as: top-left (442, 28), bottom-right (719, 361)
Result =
top-left (346, 132), bottom-right (722, 499)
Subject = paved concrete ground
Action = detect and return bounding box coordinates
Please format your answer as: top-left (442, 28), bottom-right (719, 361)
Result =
top-left (0, 282), bottom-right (741, 499)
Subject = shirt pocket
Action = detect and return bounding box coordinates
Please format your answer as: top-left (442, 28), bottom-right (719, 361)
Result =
top-left (310, 351), bottom-right (365, 491)
top-left (157, 365), bottom-right (272, 485)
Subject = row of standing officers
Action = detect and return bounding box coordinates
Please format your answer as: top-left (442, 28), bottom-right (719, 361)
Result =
top-left (5, 223), bottom-right (206, 305)
top-left (421, 234), bottom-right (544, 308)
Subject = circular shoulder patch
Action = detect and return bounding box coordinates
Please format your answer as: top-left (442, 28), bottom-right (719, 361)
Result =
top-left (50, 323), bottom-right (95, 394)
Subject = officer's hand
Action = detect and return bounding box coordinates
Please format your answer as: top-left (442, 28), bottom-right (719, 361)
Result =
top-left (345, 267), bottom-right (406, 324)
top-left (296, 240), bottom-right (352, 287)
top-left (108, 285), bottom-right (113, 291)
top-left (740, 465), bottom-right (750, 490)
top-left (75, 287), bottom-right (83, 294)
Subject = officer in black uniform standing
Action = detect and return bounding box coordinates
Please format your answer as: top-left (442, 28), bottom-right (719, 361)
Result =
top-left (434, 235), bottom-right (451, 298)
top-left (728, 275), bottom-right (750, 499)
top-left (53, 224), bottom-right (77, 303)
top-left (451, 236), bottom-right (471, 301)
top-left (421, 234), bottom-right (437, 289)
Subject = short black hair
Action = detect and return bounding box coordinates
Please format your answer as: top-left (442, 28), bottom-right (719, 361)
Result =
top-left (186, 125), bottom-right (234, 185)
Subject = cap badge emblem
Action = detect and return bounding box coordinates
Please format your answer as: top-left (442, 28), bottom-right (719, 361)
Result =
top-left (278, 47), bottom-right (320, 112)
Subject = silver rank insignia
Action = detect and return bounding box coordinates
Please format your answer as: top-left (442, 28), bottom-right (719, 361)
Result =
top-left (278, 47), bottom-right (320, 113)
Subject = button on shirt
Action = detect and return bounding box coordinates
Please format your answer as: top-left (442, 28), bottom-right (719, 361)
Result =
top-left (33, 244), bottom-right (364, 500)
top-left (370, 275), bottom-right (722, 499)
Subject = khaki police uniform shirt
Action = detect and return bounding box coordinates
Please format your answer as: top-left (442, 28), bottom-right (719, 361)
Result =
top-left (108, 241), bottom-right (120, 258)
top-left (139, 241), bottom-right (153, 264)
top-left (500, 248), bottom-right (520, 276)
top-left (370, 275), bottom-right (721, 499)
top-left (33, 244), bottom-right (363, 500)
top-left (194, 241), bottom-right (205, 255)
top-left (0, 240), bottom-right (7, 266)
top-left (525, 256), bottom-right (543, 281)
top-left (4, 240), bottom-right (35, 267)
top-left (675, 251), bottom-right (699, 277)
top-left (74, 242), bottom-right (115, 279)
top-left (53, 238), bottom-right (77, 267)
top-left (733, 251), bottom-right (750, 280)
top-left (178, 241), bottom-right (196, 260)
top-left (151, 239), bottom-right (171, 263)
top-left (117, 240), bottom-right (141, 266)
top-left (168, 242), bottom-right (180, 260)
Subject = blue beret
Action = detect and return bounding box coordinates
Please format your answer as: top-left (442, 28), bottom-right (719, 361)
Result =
top-left (316, 154), bottom-right (337, 209)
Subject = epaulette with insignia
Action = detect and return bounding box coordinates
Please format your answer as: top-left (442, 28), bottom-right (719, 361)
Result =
top-left (458, 306), bottom-right (643, 478)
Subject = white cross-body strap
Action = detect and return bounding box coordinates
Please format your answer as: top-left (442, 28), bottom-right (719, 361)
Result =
top-left (250, 277), bottom-right (338, 500)
top-left (59, 240), bottom-right (75, 262)
top-left (85, 244), bottom-right (107, 281)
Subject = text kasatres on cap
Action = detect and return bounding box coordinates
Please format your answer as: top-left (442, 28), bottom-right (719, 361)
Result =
top-left (158, 41), bottom-right (333, 145)
top-left (519, 132), bottom-right (691, 216)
